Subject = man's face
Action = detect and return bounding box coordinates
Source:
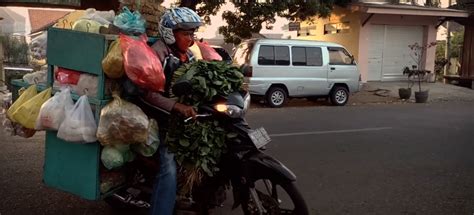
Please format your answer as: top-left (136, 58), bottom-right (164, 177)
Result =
top-left (173, 29), bottom-right (195, 53)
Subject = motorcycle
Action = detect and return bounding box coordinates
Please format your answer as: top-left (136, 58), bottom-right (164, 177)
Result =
top-left (106, 81), bottom-right (309, 215)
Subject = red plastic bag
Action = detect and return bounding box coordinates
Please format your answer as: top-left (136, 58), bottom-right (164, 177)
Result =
top-left (196, 41), bottom-right (222, 61)
top-left (120, 34), bottom-right (165, 92)
top-left (56, 67), bottom-right (81, 85)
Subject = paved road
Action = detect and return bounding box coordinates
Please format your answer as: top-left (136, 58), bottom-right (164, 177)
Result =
top-left (1, 102), bottom-right (474, 215)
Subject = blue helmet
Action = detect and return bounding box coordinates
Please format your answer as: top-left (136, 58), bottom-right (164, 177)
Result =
top-left (159, 7), bottom-right (202, 45)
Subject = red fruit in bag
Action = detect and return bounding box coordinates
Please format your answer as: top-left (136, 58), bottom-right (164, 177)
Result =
top-left (56, 67), bottom-right (81, 85)
top-left (120, 34), bottom-right (165, 92)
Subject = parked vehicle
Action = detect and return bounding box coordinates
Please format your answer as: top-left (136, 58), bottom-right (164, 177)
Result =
top-left (106, 81), bottom-right (309, 215)
top-left (233, 39), bottom-right (361, 107)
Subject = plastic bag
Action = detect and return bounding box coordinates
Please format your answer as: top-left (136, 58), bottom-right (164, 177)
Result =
top-left (57, 95), bottom-right (98, 143)
top-left (29, 31), bottom-right (47, 60)
top-left (97, 93), bottom-right (149, 145)
top-left (72, 19), bottom-right (104, 33)
top-left (10, 88), bottom-right (52, 129)
top-left (35, 88), bottom-right (74, 131)
top-left (72, 74), bottom-right (98, 97)
top-left (7, 85), bottom-right (37, 120)
top-left (56, 67), bottom-right (81, 85)
top-left (102, 39), bottom-right (125, 79)
top-left (101, 144), bottom-right (135, 170)
top-left (81, 8), bottom-right (115, 25)
top-left (120, 34), bottom-right (165, 92)
top-left (23, 69), bottom-right (47, 84)
top-left (197, 41), bottom-right (222, 61)
top-left (189, 42), bottom-right (203, 60)
top-left (113, 7), bottom-right (146, 35)
top-left (131, 119), bottom-right (159, 157)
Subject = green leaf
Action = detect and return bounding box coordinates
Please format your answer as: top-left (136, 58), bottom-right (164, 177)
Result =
top-left (227, 132), bottom-right (238, 139)
top-left (200, 147), bottom-right (211, 155)
top-left (201, 163), bottom-right (213, 177)
top-left (179, 138), bottom-right (190, 147)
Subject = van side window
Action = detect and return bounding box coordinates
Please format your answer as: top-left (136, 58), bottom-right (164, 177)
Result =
top-left (329, 47), bottom-right (353, 65)
top-left (258, 45), bottom-right (274, 65)
top-left (258, 45), bottom-right (290, 66)
top-left (291, 47), bottom-right (322, 66)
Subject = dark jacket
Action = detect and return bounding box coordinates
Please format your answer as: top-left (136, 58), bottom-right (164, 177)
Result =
top-left (124, 40), bottom-right (194, 132)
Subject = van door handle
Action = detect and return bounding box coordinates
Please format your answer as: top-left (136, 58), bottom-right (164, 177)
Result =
top-left (330, 67), bottom-right (336, 71)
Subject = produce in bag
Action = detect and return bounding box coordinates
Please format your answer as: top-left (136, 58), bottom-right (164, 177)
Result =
top-left (102, 39), bottom-right (125, 79)
top-left (120, 34), bottom-right (165, 92)
top-left (10, 88), bottom-right (52, 129)
top-left (196, 41), bottom-right (222, 61)
top-left (101, 144), bottom-right (135, 170)
top-left (56, 67), bottom-right (81, 85)
top-left (6, 85), bottom-right (37, 120)
top-left (72, 74), bottom-right (98, 97)
top-left (72, 19), bottom-right (104, 33)
top-left (97, 93), bottom-right (148, 145)
top-left (189, 42), bottom-right (203, 60)
top-left (113, 7), bottom-right (146, 35)
top-left (57, 95), bottom-right (98, 143)
top-left (131, 119), bottom-right (159, 157)
top-left (35, 88), bottom-right (74, 130)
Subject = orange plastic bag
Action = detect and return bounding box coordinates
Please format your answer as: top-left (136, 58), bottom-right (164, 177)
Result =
top-left (196, 41), bottom-right (222, 61)
top-left (120, 34), bottom-right (165, 92)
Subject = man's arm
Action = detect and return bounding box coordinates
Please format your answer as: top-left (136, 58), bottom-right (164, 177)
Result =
top-left (144, 91), bottom-right (196, 118)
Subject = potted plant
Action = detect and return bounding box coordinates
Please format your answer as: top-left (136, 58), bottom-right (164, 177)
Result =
top-left (399, 66), bottom-right (414, 100)
top-left (406, 42), bottom-right (437, 103)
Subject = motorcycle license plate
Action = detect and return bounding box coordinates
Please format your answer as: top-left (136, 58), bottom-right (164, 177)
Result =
top-left (249, 127), bottom-right (271, 148)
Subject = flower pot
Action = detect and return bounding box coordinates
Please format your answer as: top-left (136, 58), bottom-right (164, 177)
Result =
top-left (415, 90), bottom-right (429, 103)
top-left (398, 88), bottom-right (412, 100)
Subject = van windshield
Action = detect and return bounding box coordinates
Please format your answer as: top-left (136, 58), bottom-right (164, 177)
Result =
top-left (233, 41), bottom-right (254, 65)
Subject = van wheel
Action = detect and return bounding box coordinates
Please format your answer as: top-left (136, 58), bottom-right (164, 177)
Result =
top-left (266, 87), bottom-right (287, 108)
top-left (330, 86), bottom-right (349, 106)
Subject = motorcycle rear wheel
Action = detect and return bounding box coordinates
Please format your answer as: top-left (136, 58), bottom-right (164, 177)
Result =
top-left (242, 180), bottom-right (308, 215)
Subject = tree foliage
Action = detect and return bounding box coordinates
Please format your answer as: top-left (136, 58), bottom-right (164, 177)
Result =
top-left (178, 0), bottom-right (350, 44)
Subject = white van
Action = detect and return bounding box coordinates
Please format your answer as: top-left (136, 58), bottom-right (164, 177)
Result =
top-left (233, 39), bottom-right (361, 107)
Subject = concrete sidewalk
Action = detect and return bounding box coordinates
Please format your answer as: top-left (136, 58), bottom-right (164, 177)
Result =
top-left (351, 81), bottom-right (474, 105)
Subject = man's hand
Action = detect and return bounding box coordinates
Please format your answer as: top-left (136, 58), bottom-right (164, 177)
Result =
top-left (172, 103), bottom-right (197, 119)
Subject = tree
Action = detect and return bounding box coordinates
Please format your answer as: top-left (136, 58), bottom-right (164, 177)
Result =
top-left (178, 0), bottom-right (351, 44)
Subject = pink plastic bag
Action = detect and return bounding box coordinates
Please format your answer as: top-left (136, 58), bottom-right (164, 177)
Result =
top-left (120, 34), bottom-right (165, 92)
top-left (196, 41), bottom-right (222, 61)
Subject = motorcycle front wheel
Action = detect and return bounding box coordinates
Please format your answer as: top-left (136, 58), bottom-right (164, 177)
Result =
top-left (242, 179), bottom-right (309, 215)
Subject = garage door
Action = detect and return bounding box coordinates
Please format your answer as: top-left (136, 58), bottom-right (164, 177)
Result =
top-left (368, 25), bottom-right (424, 81)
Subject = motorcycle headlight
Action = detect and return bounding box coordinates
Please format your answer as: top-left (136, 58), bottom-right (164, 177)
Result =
top-left (215, 104), bottom-right (244, 118)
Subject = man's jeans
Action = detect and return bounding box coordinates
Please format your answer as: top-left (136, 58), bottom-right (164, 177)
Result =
top-left (149, 144), bottom-right (177, 215)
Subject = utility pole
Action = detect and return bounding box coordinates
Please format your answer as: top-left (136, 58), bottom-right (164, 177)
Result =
top-left (444, 0), bottom-right (452, 76)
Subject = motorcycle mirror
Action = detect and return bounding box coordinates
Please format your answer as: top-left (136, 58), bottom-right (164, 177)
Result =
top-left (172, 80), bottom-right (193, 97)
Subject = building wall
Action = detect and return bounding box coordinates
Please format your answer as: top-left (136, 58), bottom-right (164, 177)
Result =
top-left (297, 6), bottom-right (362, 61)
top-left (359, 14), bottom-right (438, 81)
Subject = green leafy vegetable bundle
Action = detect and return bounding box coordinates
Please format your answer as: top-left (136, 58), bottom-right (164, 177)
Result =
top-left (166, 60), bottom-right (243, 193)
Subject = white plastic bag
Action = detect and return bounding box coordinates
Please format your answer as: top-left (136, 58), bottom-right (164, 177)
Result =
top-left (72, 74), bottom-right (98, 97)
top-left (81, 8), bottom-right (115, 25)
top-left (35, 88), bottom-right (74, 131)
top-left (57, 95), bottom-right (98, 143)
